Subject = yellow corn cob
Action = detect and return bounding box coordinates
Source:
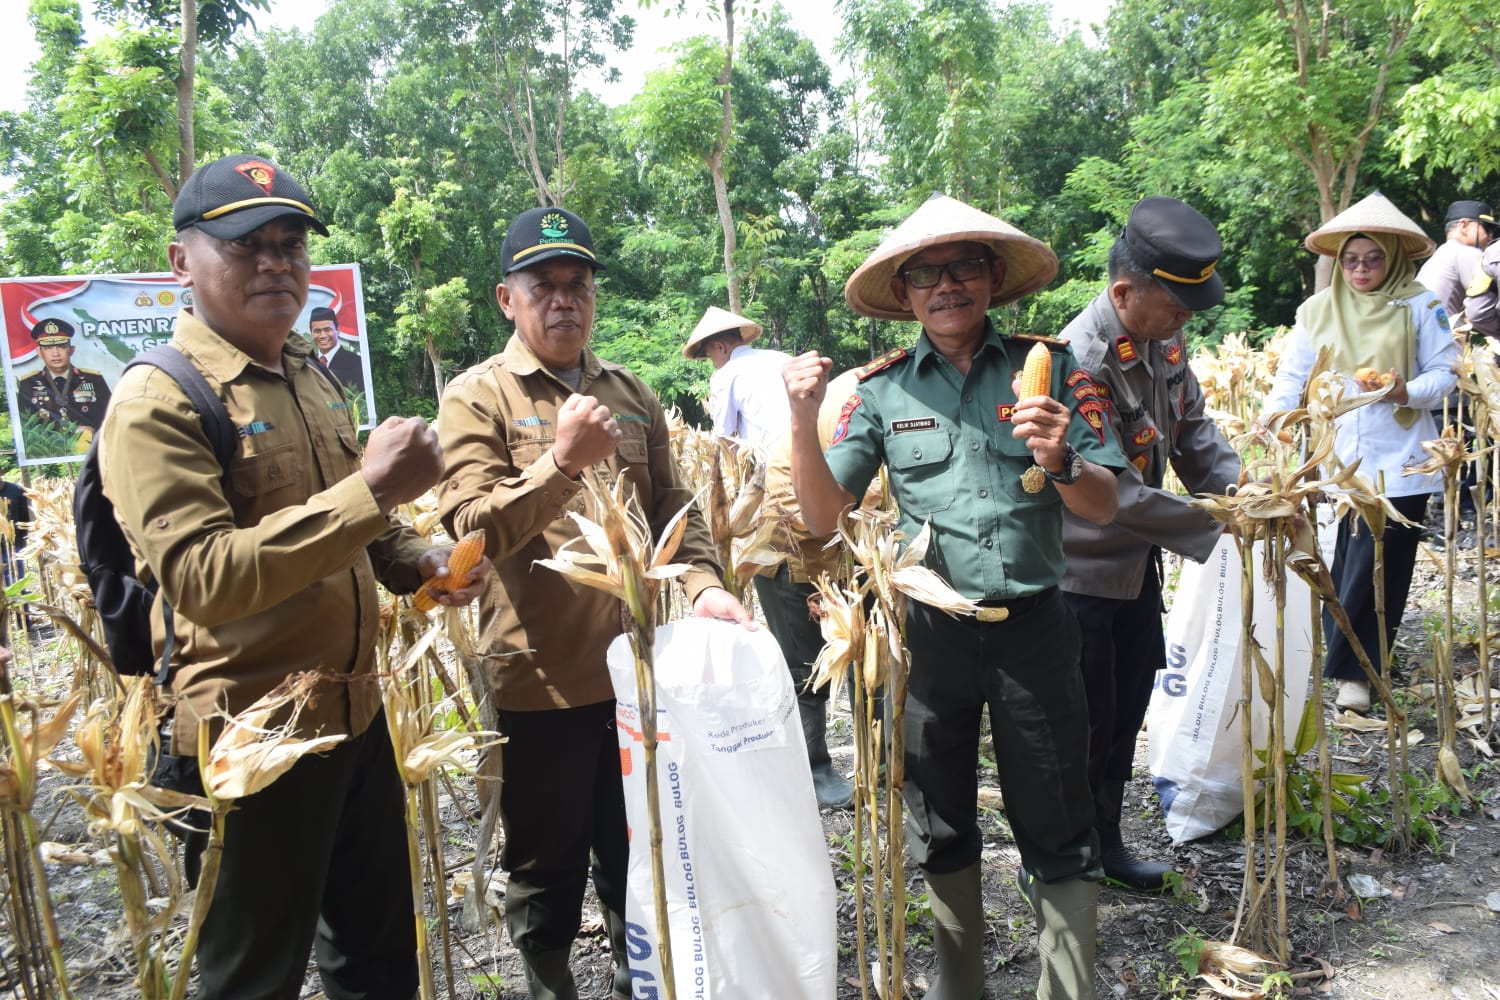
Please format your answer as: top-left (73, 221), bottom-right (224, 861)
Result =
top-left (412, 529), bottom-right (487, 612)
top-left (1019, 341), bottom-right (1052, 399)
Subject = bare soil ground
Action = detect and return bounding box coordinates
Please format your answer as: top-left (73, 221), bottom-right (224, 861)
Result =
top-left (19, 510), bottom-right (1500, 999)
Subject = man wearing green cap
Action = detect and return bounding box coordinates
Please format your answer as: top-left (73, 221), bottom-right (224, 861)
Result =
top-left (785, 193), bottom-right (1125, 1000)
top-left (437, 206), bottom-right (750, 1000)
top-left (100, 153), bottom-right (488, 1000)
top-left (1057, 196), bottom-right (1241, 892)
top-left (18, 318), bottom-right (112, 433)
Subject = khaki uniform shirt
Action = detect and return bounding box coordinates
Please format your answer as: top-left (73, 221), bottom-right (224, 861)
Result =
top-left (1058, 293), bottom-right (1241, 600)
top-left (100, 310), bottom-right (429, 754)
top-left (437, 335), bottom-right (723, 711)
top-left (824, 321), bottom-right (1126, 600)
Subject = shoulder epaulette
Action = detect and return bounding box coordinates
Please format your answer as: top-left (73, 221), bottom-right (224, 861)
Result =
top-left (855, 347), bottom-right (909, 380)
top-left (77, 368), bottom-right (102, 376)
top-left (1010, 333), bottom-right (1067, 349)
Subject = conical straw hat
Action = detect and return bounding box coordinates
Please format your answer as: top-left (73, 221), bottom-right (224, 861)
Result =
top-left (844, 194), bottom-right (1059, 320)
top-left (682, 306), bottom-right (763, 359)
top-left (1304, 192), bottom-right (1435, 259)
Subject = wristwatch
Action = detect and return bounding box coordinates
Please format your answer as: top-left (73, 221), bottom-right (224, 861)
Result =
top-left (1043, 444), bottom-right (1084, 486)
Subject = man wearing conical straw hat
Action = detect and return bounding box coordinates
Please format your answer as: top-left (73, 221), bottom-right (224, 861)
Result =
top-left (784, 193), bottom-right (1127, 999)
top-left (684, 305), bottom-right (792, 452)
top-left (1261, 192), bottom-right (1458, 714)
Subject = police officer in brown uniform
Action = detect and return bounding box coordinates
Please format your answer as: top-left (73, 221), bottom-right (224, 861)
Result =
top-left (18, 319), bottom-right (112, 431)
top-left (1057, 197), bottom-right (1241, 891)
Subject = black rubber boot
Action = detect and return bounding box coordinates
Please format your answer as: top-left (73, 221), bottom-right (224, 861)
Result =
top-left (602, 908), bottom-right (632, 1000)
top-left (800, 692), bottom-right (854, 809)
top-left (1097, 779), bottom-right (1172, 892)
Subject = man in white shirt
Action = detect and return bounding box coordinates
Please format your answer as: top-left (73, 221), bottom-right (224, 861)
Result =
top-left (308, 306), bottom-right (365, 392)
top-left (684, 306), bottom-right (790, 451)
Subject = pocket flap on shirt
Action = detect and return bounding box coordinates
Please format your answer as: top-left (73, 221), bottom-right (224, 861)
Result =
top-left (886, 428), bottom-right (952, 470)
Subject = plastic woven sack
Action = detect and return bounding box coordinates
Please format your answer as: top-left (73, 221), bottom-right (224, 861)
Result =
top-left (1148, 535), bottom-right (1314, 844)
top-left (607, 618), bottom-right (836, 999)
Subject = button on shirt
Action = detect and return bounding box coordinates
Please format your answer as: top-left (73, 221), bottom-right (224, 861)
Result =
top-left (707, 345), bottom-right (792, 450)
top-left (824, 321), bottom-right (1126, 600)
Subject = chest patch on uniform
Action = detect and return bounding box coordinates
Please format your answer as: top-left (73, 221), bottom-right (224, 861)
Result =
top-left (995, 403), bottom-right (1015, 422)
top-left (1115, 336), bottom-right (1137, 363)
top-left (614, 413), bottom-right (650, 423)
top-left (831, 393), bottom-right (862, 444)
top-left (513, 416), bottom-right (551, 427)
top-left (1077, 399), bottom-right (1109, 444)
top-left (326, 400), bottom-right (348, 411)
top-left (856, 348), bottom-right (909, 380)
top-left (1165, 344), bottom-right (1183, 366)
top-left (1132, 425), bottom-right (1157, 447)
top-left (239, 420), bottom-right (276, 438)
top-left (891, 417), bottom-right (938, 433)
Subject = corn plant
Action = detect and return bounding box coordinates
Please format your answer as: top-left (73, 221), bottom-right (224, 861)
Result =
top-left (810, 512), bottom-right (977, 1000)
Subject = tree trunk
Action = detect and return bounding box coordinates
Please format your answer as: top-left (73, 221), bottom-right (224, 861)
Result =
top-left (176, 0), bottom-right (197, 191)
top-left (713, 0), bottom-right (740, 313)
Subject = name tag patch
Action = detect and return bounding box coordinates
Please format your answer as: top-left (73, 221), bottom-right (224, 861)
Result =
top-left (238, 420), bottom-right (275, 438)
top-left (891, 417), bottom-right (938, 433)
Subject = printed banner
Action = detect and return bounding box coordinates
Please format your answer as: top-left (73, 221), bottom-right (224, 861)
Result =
top-left (1, 265), bottom-right (375, 466)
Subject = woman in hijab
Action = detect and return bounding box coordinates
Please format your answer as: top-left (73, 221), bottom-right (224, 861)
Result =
top-left (1261, 193), bottom-right (1458, 713)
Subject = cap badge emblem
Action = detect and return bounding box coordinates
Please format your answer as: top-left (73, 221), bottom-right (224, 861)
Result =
top-left (235, 160), bottom-right (277, 194)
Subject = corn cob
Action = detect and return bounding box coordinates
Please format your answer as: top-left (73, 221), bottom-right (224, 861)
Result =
top-left (412, 529), bottom-right (487, 612)
top-left (1019, 342), bottom-right (1052, 399)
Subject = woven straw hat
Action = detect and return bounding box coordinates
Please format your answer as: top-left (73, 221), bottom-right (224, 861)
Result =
top-left (1304, 192), bottom-right (1436, 259)
top-left (844, 194), bottom-right (1059, 320)
top-left (682, 306), bottom-right (763, 359)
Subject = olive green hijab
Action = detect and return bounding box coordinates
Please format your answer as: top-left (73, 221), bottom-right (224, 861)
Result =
top-left (1295, 231), bottom-right (1428, 426)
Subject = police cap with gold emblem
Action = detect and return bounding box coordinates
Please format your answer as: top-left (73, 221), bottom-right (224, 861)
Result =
top-left (1445, 199), bottom-right (1495, 229)
top-left (1121, 196), bottom-right (1225, 312)
top-left (173, 154), bottom-right (329, 240)
top-left (30, 319), bottom-right (75, 346)
top-left (500, 207), bottom-right (605, 275)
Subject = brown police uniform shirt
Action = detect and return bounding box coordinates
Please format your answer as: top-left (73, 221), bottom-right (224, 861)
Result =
top-left (437, 335), bottom-right (723, 711)
top-left (100, 310), bottom-right (430, 754)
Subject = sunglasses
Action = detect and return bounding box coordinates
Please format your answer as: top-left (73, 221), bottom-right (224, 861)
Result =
top-left (1339, 253), bottom-right (1386, 271)
top-left (899, 256), bottom-right (992, 289)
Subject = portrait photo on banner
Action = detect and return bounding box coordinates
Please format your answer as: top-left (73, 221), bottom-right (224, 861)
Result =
top-left (0, 264), bottom-right (375, 465)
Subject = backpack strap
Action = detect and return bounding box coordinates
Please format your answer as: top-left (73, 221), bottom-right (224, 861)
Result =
top-left (122, 346), bottom-right (236, 684)
top-left (128, 346), bottom-right (237, 470)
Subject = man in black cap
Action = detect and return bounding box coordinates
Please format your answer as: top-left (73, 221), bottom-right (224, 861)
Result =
top-left (307, 306), bottom-right (365, 392)
top-left (436, 206), bottom-right (748, 1000)
top-left (1418, 199), bottom-right (1494, 325)
top-left (101, 152), bottom-right (488, 1000)
top-left (1464, 205), bottom-right (1500, 338)
top-left (1057, 196), bottom-right (1241, 891)
top-left (17, 318), bottom-right (112, 434)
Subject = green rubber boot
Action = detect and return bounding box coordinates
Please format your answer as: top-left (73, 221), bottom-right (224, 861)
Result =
top-left (518, 948), bottom-right (578, 1000)
top-left (923, 864), bottom-right (985, 999)
top-left (1033, 877), bottom-right (1098, 1000)
top-left (603, 908), bottom-right (633, 1000)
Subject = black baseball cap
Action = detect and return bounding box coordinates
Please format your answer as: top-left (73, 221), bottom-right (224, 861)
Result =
top-left (1121, 196), bottom-right (1225, 311)
top-left (1445, 199), bottom-right (1496, 229)
top-left (31, 318), bottom-right (74, 345)
top-left (173, 154), bottom-right (329, 239)
top-left (500, 207), bottom-right (604, 274)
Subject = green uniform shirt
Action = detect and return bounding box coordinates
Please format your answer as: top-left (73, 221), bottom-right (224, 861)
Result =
top-left (824, 320), bottom-right (1126, 600)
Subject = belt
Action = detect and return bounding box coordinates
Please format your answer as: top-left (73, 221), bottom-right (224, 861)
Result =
top-left (973, 587), bottom-right (1056, 623)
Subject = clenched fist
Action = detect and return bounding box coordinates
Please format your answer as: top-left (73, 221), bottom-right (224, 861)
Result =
top-left (363, 415), bottom-right (444, 512)
top-left (553, 393), bottom-right (623, 477)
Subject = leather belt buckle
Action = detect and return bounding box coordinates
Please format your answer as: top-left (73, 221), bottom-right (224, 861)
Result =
top-left (975, 606), bottom-right (1010, 623)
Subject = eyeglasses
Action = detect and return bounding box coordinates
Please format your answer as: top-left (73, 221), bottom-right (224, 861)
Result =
top-left (899, 257), bottom-right (991, 289)
top-left (1339, 253), bottom-right (1386, 271)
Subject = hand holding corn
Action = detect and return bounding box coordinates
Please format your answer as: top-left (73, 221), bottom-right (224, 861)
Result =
top-left (413, 529), bottom-right (491, 611)
top-left (1010, 342), bottom-right (1070, 468)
